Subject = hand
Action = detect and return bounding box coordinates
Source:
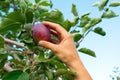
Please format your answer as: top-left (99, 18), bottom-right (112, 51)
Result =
top-left (39, 21), bottom-right (92, 80)
top-left (39, 21), bottom-right (79, 65)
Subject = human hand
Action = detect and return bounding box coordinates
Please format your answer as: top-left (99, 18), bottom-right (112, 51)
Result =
top-left (39, 21), bottom-right (79, 65)
top-left (39, 21), bottom-right (92, 80)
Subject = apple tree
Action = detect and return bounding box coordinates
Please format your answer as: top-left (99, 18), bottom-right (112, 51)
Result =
top-left (0, 0), bottom-right (120, 80)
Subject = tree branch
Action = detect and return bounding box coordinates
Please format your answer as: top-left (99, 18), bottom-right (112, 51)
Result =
top-left (4, 63), bottom-right (13, 72)
top-left (0, 35), bottom-right (27, 49)
top-left (4, 38), bottom-right (28, 49)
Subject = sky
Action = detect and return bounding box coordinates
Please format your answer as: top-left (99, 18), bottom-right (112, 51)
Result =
top-left (51, 0), bottom-right (120, 80)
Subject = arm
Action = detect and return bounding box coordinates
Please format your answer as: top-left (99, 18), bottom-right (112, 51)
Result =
top-left (39, 21), bottom-right (92, 80)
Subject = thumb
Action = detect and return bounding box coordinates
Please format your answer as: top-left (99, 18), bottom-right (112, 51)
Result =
top-left (39, 41), bottom-right (56, 51)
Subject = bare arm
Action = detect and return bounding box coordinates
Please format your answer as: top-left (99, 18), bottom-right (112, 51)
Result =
top-left (39, 21), bottom-right (92, 80)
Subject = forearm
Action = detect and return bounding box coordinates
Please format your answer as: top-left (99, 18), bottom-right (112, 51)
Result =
top-left (67, 57), bottom-right (92, 80)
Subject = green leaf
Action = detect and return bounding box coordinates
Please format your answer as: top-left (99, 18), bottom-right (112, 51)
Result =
top-left (109, 1), bottom-right (120, 7)
top-left (39, 0), bottom-right (53, 7)
top-left (0, 35), bottom-right (4, 48)
top-left (45, 70), bottom-right (53, 80)
top-left (79, 48), bottom-right (96, 57)
top-left (81, 12), bottom-right (91, 17)
top-left (63, 20), bottom-right (73, 31)
top-left (0, 54), bottom-right (7, 69)
top-left (40, 9), bottom-right (64, 25)
top-left (82, 17), bottom-right (101, 34)
top-left (63, 17), bottom-right (79, 31)
top-left (55, 69), bottom-right (76, 77)
top-left (72, 32), bottom-right (82, 42)
top-left (101, 9), bottom-right (119, 18)
top-left (41, 58), bottom-right (67, 69)
top-left (38, 7), bottom-right (48, 14)
top-left (0, 11), bottom-right (25, 34)
top-left (89, 17), bottom-right (102, 26)
top-left (18, 0), bottom-right (27, 11)
top-left (35, 0), bottom-right (40, 3)
top-left (25, 9), bottom-right (33, 23)
top-left (94, 27), bottom-right (106, 36)
top-left (80, 15), bottom-right (90, 27)
top-left (48, 59), bottom-right (67, 69)
top-left (93, 0), bottom-right (109, 11)
top-left (3, 70), bottom-right (29, 80)
top-left (117, 77), bottom-right (120, 80)
top-left (6, 11), bottom-right (25, 24)
top-left (71, 4), bottom-right (78, 16)
top-left (92, 2), bottom-right (100, 7)
top-left (0, 1), bottom-right (10, 13)
top-left (0, 18), bottom-right (21, 34)
top-left (82, 23), bottom-right (91, 34)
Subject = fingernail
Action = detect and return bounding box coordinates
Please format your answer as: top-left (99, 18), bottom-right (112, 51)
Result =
top-left (38, 41), bottom-right (43, 46)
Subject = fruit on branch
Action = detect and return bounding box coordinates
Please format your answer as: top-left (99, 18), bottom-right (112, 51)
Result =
top-left (32, 23), bottom-right (51, 44)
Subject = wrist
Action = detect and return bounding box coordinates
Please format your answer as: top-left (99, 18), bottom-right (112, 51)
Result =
top-left (67, 57), bottom-right (92, 80)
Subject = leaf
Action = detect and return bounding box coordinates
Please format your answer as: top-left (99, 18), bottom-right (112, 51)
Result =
top-left (6, 11), bottom-right (25, 24)
top-left (54, 69), bottom-right (76, 77)
top-left (72, 32), bottom-right (82, 42)
top-left (0, 11), bottom-right (26, 34)
top-left (94, 27), bottom-right (106, 36)
top-left (82, 23), bottom-right (91, 34)
top-left (40, 9), bottom-right (64, 25)
top-left (117, 77), bottom-right (120, 80)
top-left (35, 0), bottom-right (40, 3)
top-left (45, 70), bottom-right (53, 80)
top-left (109, 1), bottom-right (120, 7)
top-left (89, 17), bottom-right (102, 26)
top-left (92, 2), bottom-right (100, 7)
top-left (0, 35), bottom-right (4, 48)
top-left (18, 0), bottom-right (27, 11)
top-left (39, 0), bottom-right (53, 7)
top-left (40, 58), bottom-right (67, 69)
top-left (71, 4), bottom-right (78, 16)
top-left (63, 17), bottom-right (79, 31)
top-left (93, 0), bottom-right (109, 11)
top-left (82, 17), bottom-right (101, 34)
top-left (3, 70), bottom-right (29, 80)
top-left (63, 20), bottom-right (73, 31)
top-left (101, 9), bottom-right (119, 18)
top-left (99, 0), bottom-right (109, 11)
top-left (38, 7), bottom-right (48, 14)
top-left (25, 9), bottom-right (33, 23)
top-left (0, 18), bottom-right (21, 34)
top-left (80, 16), bottom-right (90, 27)
top-left (0, 1), bottom-right (10, 13)
top-left (48, 59), bottom-right (67, 69)
top-left (81, 12), bottom-right (91, 17)
top-left (0, 54), bottom-right (7, 69)
top-left (79, 48), bottom-right (96, 57)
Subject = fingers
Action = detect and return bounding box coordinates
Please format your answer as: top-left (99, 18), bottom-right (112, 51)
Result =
top-left (42, 21), bottom-right (68, 37)
top-left (39, 41), bottom-right (57, 51)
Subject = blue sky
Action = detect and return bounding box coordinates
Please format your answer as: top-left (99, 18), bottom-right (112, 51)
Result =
top-left (51, 0), bottom-right (120, 80)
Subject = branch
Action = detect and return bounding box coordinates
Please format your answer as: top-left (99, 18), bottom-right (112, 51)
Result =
top-left (4, 38), bottom-right (28, 49)
top-left (4, 63), bottom-right (13, 72)
top-left (0, 35), bottom-right (28, 49)
top-left (78, 28), bottom-right (93, 44)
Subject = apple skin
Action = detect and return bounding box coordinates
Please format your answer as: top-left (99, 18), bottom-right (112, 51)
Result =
top-left (32, 23), bottom-right (51, 44)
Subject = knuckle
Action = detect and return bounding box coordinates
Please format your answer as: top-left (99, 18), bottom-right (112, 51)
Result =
top-left (67, 33), bottom-right (73, 39)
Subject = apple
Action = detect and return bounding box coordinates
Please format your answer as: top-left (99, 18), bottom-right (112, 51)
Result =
top-left (32, 23), bottom-right (51, 44)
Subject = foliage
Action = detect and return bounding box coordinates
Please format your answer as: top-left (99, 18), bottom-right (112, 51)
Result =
top-left (0, 0), bottom-right (120, 80)
top-left (110, 67), bottom-right (120, 80)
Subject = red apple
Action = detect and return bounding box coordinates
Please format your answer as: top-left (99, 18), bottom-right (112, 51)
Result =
top-left (32, 23), bottom-right (51, 44)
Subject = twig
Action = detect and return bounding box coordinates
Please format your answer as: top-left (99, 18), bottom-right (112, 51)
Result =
top-left (4, 63), bottom-right (13, 72)
top-left (78, 28), bottom-right (93, 44)
top-left (4, 38), bottom-right (28, 49)
top-left (0, 35), bottom-right (27, 49)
